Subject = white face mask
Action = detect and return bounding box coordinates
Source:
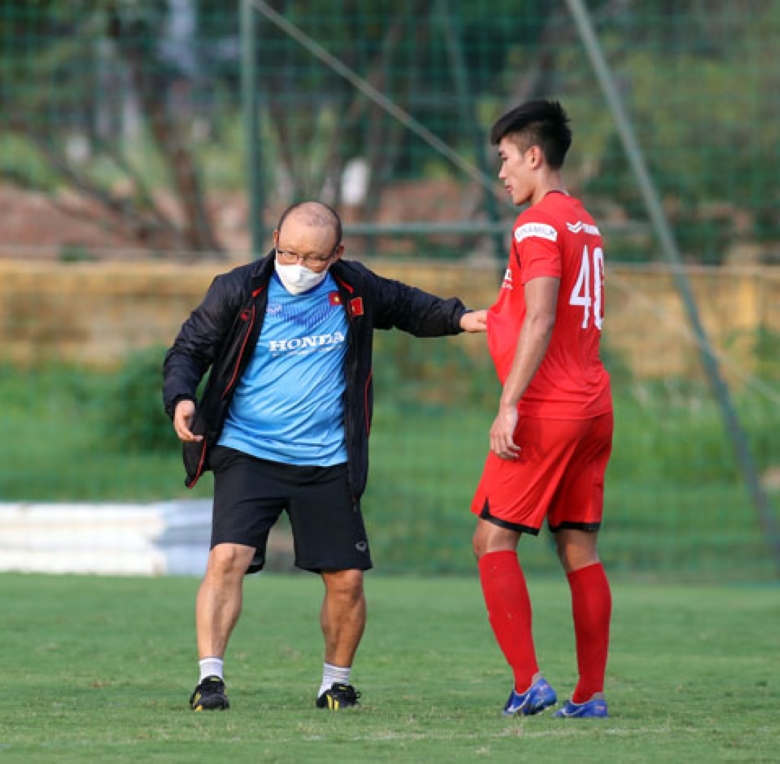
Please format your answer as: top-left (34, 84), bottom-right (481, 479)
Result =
top-left (274, 260), bottom-right (328, 295)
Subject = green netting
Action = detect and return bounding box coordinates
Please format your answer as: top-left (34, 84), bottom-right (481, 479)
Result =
top-left (1, 1), bottom-right (778, 263)
top-left (0, 1), bottom-right (778, 581)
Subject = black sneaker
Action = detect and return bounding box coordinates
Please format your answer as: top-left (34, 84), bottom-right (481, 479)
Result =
top-left (315, 682), bottom-right (362, 710)
top-left (189, 676), bottom-right (230, 711)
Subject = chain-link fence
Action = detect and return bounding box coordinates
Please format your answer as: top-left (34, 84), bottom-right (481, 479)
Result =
top-left (2, 1), bottom-right (778, 264)
top-left (1, 1), bottom-right (778, 581)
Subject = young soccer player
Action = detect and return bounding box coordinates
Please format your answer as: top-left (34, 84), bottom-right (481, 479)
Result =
top-left (471, 100), bottom-right (613, 718)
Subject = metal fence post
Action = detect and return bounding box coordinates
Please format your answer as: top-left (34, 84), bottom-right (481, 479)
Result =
top-left (241, 0), bottom-right (264, 259)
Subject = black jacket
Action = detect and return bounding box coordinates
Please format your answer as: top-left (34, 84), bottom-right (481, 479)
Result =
top-left (162, 252), bottom-right (470, 496)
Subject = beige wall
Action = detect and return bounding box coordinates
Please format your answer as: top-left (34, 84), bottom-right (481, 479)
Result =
top-left (1, 259), bottom-right (778, 380)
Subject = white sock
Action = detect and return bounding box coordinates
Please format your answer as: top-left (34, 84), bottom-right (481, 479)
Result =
top-left (199, 657), bottom-right (224, 683)
top-left (318, 663), bottom-right (351, 697)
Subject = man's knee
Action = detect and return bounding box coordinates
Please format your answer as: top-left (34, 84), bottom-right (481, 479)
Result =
top-left (554, 529), bottom-right (600, 573)
top-left (472, 518), bottom-right (520, 560)
top-left (206, 543), bottom-right (255, 578)
top-left (323, 569), bottom-right (364, 603)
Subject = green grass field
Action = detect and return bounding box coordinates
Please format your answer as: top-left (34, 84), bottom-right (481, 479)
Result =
top-left (1, 573), bottom-right (777, 762)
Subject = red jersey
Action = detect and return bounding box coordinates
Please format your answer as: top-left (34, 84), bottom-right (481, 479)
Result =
top-left (487, 191), bottom-right (612, 419)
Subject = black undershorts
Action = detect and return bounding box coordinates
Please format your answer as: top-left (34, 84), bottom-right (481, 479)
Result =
top-left (209, 445), bottom-right (373, 574)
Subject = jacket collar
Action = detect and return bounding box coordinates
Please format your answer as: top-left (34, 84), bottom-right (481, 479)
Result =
top-left (250, 250), bottom-right (276, 289)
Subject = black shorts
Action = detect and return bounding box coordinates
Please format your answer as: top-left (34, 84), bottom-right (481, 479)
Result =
top-left (210, 446), bottom-right (373, 575)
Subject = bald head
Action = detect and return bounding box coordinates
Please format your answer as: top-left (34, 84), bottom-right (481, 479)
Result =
top-left (273, 201), bottom-right (345, 269)
top-left (276, 201), bottom-right (342, 252)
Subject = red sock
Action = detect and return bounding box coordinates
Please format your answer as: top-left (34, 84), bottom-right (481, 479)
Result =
top-left (478, 550), bottom-right (538, 692)
top-left (567, 562), bottom-right (612, 703)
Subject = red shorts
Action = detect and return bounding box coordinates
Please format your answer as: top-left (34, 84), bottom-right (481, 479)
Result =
top-left (470, 412), bottom-right (613, 534)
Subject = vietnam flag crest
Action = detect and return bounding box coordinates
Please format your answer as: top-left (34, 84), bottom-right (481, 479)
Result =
top-left (349, 297), bottom-right (364, 317)
top-left (329, 291), bottom-right (342, 306)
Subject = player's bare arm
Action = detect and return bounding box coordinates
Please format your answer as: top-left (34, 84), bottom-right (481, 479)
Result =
top-left (490, 276), bottom-right (558, 460)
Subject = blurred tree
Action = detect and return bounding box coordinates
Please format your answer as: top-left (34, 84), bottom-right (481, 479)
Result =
top-left (570, 0), bottom-right (780, 261)
top-left (248, 0), bottom-right (565, 237)
top-left (0, 0), bottom-right (775, 263)
top-left (0, 0), bottom-right (226, 259)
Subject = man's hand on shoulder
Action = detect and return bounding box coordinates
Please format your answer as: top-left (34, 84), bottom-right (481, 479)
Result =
top-left (460, 310), bottom-right (488, 333)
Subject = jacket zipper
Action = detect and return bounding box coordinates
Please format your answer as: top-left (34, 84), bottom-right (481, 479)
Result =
top-left (187, 436), bottom-right (209, 489)
top-left (221, 303), bottom-right (257, 399)
top-left (189, 291), bottom-right (262, 488)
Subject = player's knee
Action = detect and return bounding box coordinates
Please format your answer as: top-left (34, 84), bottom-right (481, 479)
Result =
top-left (554, 536), bottom-right (599, 573)
top-left (471, 520), bottom-right (517, 560)
top-left (207, 543), bottom-right (254, 577)
top-left (555, 544), bottom-right (571, 570)
top-left (472, 534), bottom-right (488, 560)
top-left (323, 569), bottom-right (364, 603)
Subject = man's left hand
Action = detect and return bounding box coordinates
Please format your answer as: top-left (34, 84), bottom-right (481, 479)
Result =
top-left (460, 310), bottom-right (488, 333)
top-left (490, 404), bottom-right (520, 460)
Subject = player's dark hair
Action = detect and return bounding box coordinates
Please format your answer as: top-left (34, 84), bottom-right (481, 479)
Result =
top-left (276, 200), bottom-right (343, 249)
top-left (490, 100), bottom-right (572, 169)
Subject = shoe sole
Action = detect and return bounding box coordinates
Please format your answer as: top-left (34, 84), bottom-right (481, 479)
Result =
top-left (503, 694), bottom-right (557, 716)
top-left (504, 698), bottom-right (556, 716)
top-left (554, 703), bottom-right (608, 719)
top-left (316, 698), bottom-right (359, 710)
top-left (192, 697), bottom-right (230, 711)
top-left (503, 682), bottom-right (557, 716)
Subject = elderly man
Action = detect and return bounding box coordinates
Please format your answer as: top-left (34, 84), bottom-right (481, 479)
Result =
top-left (163, 200), bottom-right (486, 711)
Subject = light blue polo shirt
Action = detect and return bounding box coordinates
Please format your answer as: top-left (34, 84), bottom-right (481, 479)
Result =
top-left (218, 272), bottom-right (349, 466)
